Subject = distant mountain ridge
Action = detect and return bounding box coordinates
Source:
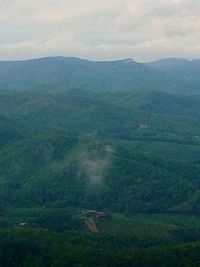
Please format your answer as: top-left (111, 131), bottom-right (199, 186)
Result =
top-left (147, 58), bottom-right (190, 69)
top-left (147, 57), bottom-right (200, 70)
top-left (0, 56), bottom-right (199, 93)
top-left (0, 57), bottom-right (200, 214)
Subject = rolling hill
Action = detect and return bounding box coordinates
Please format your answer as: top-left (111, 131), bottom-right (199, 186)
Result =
top-left (0, 57), bottom-right (200, 266)
top-left (0, 88), bottom-right (200, 214)
top-left (0, 57), bottom-right (199, 93)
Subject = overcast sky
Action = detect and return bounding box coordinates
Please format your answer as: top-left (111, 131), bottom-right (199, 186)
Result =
top-left (0, 0), bottom-right (199, 61)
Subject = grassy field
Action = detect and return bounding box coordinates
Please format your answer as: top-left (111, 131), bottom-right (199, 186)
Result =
top-left (1, 208), bottom-right (200, 247)
top-left (97, 213), bottom-right (200, 243)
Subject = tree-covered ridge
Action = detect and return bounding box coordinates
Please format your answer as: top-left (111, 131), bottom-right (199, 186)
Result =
top-left (0, 88), bottom-right (200, 214)
top-left (0, 57), bottom-right (200, 93)
top-left (0, 227), bottom-right (200, 267)
top-left (0, 66), bottom-right (200, 266)
top-left (1, 208), bottom-right (200, 266)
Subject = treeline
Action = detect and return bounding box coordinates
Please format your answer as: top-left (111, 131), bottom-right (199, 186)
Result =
top-left (0, 135), bottom-right (200, 215)
top-left (0, 229), bottom-right (199, 267)
top-left (0, 88), bottom-right (200, 215)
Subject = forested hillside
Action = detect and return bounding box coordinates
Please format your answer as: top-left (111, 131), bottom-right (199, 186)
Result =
top-left (0, 58), bottom-right (200, 266)
top-left (0, 57), bottom-right (199, 93)
top-left (0, 87), bottom-right (200, 214)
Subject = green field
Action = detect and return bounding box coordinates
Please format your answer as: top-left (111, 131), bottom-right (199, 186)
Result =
top-left (1, 208), bottom-right (200, 247)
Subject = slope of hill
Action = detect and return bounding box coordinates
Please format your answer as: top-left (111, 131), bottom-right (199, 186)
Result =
top-left (147, 58), bottom-right (190, 70)
top-left (0, 56), bottom-right (199, 93)
top-left (0, 59), bottom-right (200, 266)
top-left (148, 58), bottom-right (200, 93)
top-left (0, 116), bottom-right (22, 148)
top-left (0, 89), bottom-right (200, 214)
top-left (1, 89), bottom-right (200, 139)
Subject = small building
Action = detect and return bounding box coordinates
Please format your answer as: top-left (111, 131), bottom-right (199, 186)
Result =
top-left (81, 210), bottom-right (97, 218)
top-left (95, 212), bottom-right (111, 219)
top-left (81, 209), bottom-right (111, 220)
top-left (19, 222), bottom-right (26, 227)
top-left (139, 124), bottom-right (148, 129)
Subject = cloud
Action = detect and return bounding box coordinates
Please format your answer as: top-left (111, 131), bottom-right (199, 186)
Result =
top-left (78, 145), bottom-right (113, 186)
top-left (0, 0), bottom-right (199, 61)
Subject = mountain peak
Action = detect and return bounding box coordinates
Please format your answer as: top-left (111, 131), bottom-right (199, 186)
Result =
top-left (147, 57), bottom-right (191, 70)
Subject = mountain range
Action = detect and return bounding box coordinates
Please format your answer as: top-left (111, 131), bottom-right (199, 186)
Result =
top-left (1, 55), bottom-right (200, 266)
top-left (0, 58), bottom-right (200, 214)
top-left (0, 57), bottom-right (200, 94)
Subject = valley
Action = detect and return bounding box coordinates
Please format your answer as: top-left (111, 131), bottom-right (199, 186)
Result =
top-left (0, 57), bottom-right (200, 266)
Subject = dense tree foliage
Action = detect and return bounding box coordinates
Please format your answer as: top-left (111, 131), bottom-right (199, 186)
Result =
top-left (0, 59), bottom-right (200, 265)
top-left (0, 228), bottom-right (199, 267)
top-left (0, 88), bottom-right (200, 214)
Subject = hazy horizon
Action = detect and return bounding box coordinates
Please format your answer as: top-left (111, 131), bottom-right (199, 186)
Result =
top-left (0, 55), bottom-right (198, 63)
top-left (1, 0), bottom-right (200, 62)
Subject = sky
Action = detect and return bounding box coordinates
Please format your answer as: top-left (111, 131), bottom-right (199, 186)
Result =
top-left (0, 0), bottom-right (199, 62)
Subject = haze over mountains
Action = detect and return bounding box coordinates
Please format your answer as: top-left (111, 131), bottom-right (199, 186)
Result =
top-left (1, 55), bottom-right (200, 265)
top-left (0, 57), bottom-right (200, 94)
top-left (2, 0), bottom-right (200, 263)
top-left (0, 55), bottom-right (200, 215)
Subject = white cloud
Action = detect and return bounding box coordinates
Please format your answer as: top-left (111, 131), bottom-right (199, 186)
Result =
top-left (0, 0), bottom-right (199, 61)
